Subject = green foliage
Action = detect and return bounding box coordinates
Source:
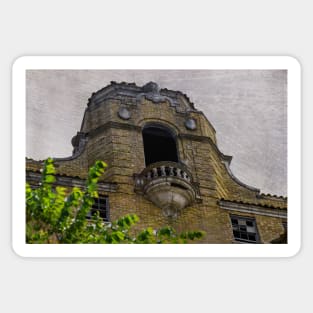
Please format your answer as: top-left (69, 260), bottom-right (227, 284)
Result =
top-left (26, 159), bottom-right (205, 244)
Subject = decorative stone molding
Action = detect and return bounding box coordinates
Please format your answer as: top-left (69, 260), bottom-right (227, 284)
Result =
top-left (118, 107), bottom-right (131, 120)
top-left (52, 131), bottom-right (88, 161)
top-left (88, 121), bottom-right (142, 139)
top-left (26, 171), bottom-right (117, 193)
top-left (136, 82), bottom-right (175, 106)
top-left (134, 161), bottom-right (201, 217)
top-left (219, 199), bottom-right (287, 218)
top-left (185, 118), bottom-right (197, 130)
top-left (86, 81), bottom-right (197, 113)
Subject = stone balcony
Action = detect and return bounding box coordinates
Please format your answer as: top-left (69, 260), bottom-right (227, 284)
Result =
top-left (134, 161), bottom-right (201, 217)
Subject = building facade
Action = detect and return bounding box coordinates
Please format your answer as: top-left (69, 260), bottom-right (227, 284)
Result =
top-left (26, 81), bottom-right (287, 243)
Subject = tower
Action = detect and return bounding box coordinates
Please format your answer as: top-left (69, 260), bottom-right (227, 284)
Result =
top-left (26, 81), bottom-right (287, 243)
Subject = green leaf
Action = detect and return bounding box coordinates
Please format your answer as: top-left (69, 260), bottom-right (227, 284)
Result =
top-left (26, 159), bottom-right (205, 244)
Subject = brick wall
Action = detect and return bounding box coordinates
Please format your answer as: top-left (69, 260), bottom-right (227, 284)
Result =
top-left (26, 84), bottom-right (287, 244)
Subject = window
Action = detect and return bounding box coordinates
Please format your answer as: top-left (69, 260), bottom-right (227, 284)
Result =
top-left (230, 216), bottom-right (259, 243)
top-left (87, 196), bottom-right (109, 222)
top-left (142, 125), bottom-right (178, 165)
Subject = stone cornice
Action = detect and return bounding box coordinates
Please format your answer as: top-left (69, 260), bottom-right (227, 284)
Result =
top-left (88, 121), bottom-right (142, 138)
top-left (219, 199), bottom-right (287, 218)
top-left (26, 171), bottom-right (117, 193)
top-left (86, 81), bottom-right (198, 113)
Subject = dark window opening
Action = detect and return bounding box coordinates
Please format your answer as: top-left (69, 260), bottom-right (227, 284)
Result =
top-left (87, 196), bottom-right (109, 222)
top-left (142, 125), bottom-right (178, 166)
top-left (231, 216), bottom-right (259, 243)
top-left (246, 221), bottom-right (253, 227)
top-left (231, 218), bottom-right (238, 225)
top-left (248, 234), bottom-right (256, 241)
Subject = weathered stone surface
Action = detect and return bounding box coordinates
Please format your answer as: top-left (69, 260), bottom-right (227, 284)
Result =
top-left (26, 81), bottom-right (287, 244)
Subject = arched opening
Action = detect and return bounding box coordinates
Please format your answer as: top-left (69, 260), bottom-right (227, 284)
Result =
top-left (142, 125), bottom-right (178, 166)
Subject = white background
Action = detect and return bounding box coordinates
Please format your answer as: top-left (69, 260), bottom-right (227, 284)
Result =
top-left (1, 1), bottom-right (310, 312)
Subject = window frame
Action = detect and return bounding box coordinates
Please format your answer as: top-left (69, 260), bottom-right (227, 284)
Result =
top-left (87, 195), bottom-right (110, 222)
top-left (230, 215), bottom-right (260, 244)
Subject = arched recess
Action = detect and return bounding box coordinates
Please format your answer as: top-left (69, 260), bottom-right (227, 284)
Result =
top-left (142, 124), bottom-right (179, 166)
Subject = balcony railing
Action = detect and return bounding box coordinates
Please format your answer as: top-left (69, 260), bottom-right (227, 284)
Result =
top-left (134, 161), bottom-right (201, 216)
top-left (134, 161), bottom-right (193, 187)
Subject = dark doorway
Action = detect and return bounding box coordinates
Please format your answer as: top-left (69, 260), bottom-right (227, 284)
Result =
top-left (142, 125), bottom-right (178, 166)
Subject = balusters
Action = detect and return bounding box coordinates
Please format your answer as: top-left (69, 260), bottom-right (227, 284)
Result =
top-left (146, 171), bottom-right (152, 180)
top-left (160, 165), bottom-right (166, 176)
top-left (176, 168), bottom-right (182, 178)
top-left (169, 166), bottom-right (174, 176)
top-left (152, 167), bottom-right (158, 178)
top-left (142, 163), bottom-right (192, 183)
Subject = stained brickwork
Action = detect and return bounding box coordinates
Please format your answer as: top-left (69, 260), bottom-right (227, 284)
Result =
top-left (26, 81), bottom-right (287, 244)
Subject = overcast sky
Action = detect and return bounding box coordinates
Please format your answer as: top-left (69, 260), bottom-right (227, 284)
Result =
top-left (26, 70), bottom-right (287, 196)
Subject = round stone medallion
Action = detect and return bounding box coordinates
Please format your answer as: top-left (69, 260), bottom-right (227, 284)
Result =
top-left (185, 118), bottom-right (197, 130)
top-left (118, 107), bottom-right (131, 120)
